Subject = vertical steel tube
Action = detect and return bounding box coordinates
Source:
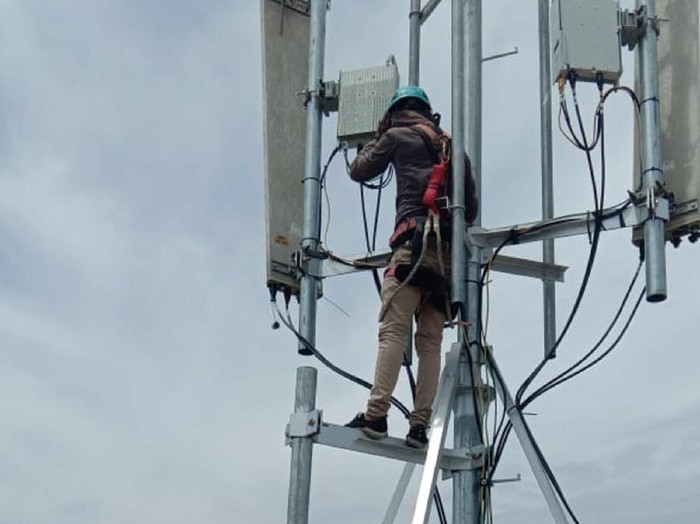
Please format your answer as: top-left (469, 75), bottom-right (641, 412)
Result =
top-left (450, 0), bottom-right (467, 311)
top-left (453, 1), bottom-right (482, 523)
top-left (637, 0), bottom-right (668, 302)
top-left (409, 0), bottom-right (421, 85)
top-left (538, 0), bottom-right (557, 357)
top-left (298, 0), bottom-right (328, 351)
top-left (287, 367), bottom-right (318, 524)
top-left (452, 352), bottom-right (481, 524)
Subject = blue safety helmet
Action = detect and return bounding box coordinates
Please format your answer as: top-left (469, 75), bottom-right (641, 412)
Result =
top-left (388, 85), bottom-right (431, 112)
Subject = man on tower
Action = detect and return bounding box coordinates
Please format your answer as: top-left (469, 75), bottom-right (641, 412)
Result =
top-left (345, 86), bottom-right (478, 449)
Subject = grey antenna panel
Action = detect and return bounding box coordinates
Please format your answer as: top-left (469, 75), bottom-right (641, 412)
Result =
top-left (337, 60), bottom-right (400, 148)
top-left (658, 0), bottom-right (700, 239)
top-left (634, 0), bottom-right (700, 243)
top-left (261, 0), bottom-right (310, 293)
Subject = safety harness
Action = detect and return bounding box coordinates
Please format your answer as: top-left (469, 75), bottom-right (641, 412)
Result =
top-left (416, 124), bottom-right (452, 216)
top-left (379, 124), bottom-right (454, 322)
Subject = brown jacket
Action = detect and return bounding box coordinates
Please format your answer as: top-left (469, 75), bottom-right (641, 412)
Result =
top-left (350, 109), bottom-right (478, 226)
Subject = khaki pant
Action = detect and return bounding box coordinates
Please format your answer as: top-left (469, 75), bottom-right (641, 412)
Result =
top-left (366, 242), bottom-right (449, 427)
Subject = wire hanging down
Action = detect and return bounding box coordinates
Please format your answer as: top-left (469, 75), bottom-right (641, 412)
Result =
top-left (477, 78), bottom-right (646, 524)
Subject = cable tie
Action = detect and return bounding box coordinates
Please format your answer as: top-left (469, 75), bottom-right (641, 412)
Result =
top-left (301, 176), bottom-right (323, 185)
top-left (641, 167), bottom-right (664, 176)
top-left (507, 228), bottom-right (520, 245)
top-left (639, 96), bottom-right (660, 107)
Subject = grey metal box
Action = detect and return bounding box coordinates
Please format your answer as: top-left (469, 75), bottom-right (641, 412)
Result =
top-left (336, 60), bottom-right (400, 147)
top-left (551, 0), bottom-right (623, 84)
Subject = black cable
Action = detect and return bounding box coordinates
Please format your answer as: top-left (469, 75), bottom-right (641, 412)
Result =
top-left (488, 262), bottom-right (647, 494)
top-left (320, 144), bottom-right (342, 186)
top-left (318, 144), bottom-right (343, 237)
top-left (482, 80), bottom-right (623, 521)
top-left (490, 422), bottom-right (512, 481)
top-left (524, 259), bottom-right (643, 407)
top-left (524, 284), bottom-right (646, 408)
top-left (601, 84), bottom-right (641, 109)
top-left (273, 298), bottom-right (411, 417)
top-left (573, 82), bottom-right (605, 213)
top-left (490, 262), bottom-right (645, 473)
top-left (482, 81), bottom-right (645, 521)
top-left (478, 238), bottom-right (516, 484)
top-left (459, 306), bottom-right (486, 449)
top-left (372, 181), bottom-right (382, 249)
top-left (487, 191), bottom-right (639, 522)
top-left (516, 80), bottom-right (605, 406)
top-left (559, 73), bottom-right (603, 153)
top-left (359, 184), bottom-right (383, 293)
top-left (479, 344), bottom-right (582, 524)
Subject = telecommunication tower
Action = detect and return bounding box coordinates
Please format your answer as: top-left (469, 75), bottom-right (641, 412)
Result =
top-left (261, 0), bottom-right (700, 522)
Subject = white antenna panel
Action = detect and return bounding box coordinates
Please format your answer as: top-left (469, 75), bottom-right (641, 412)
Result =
top-left (657, 0), bottom-right (700, 240)
top-left (261, 0), bottom-right (310, 293)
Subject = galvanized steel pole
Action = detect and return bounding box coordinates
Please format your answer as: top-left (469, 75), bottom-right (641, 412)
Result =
top-left (290, 0), bottom-right (325, 520)
top-left (538, 0), bottom-right (557, 357)
top-left (636, 0), bottom-right (668, 302)
top-left (298, 0), bottom-right (328, 352)
top-left (286, 367), bottom-right (318, 524)
top-left (450, 0), bottom-right (467, 311)
top-left (409, 0), bottom-right (422, 85)
top-left (453, 0), bottom-right (482, 523)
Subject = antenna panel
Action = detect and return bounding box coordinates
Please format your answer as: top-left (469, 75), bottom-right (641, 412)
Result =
top-left (261, 0), bottom-right (310, 293)
top-left (658, 0), bottom-right (700, 239)
top-left (336, 60), bottom-right (400, 148)
top-left (634, 0), bottom-right (700, 243)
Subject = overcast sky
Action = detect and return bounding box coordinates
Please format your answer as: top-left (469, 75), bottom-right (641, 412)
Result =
top-left (1, 1), bottom-right (699, 523)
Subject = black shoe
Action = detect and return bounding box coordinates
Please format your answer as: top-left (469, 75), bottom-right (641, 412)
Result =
top-left (405, 424), bottom-right (429, 449)
top-left (345, 413), bottom-right (388, 440)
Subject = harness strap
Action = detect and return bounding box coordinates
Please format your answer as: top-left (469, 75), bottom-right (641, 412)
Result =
top-left (412, 124), bottom-right (451, 164)
top-left (379, 211), bottom-right (450, 322)
top-left (389, 217), bottom-right (421, 249)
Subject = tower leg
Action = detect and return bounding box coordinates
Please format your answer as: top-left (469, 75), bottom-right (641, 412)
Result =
top-left (287, 367), bottom-right (318, 524)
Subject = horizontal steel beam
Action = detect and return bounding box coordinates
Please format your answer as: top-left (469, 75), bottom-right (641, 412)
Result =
top-left (469, 204), bottom-right (646, 249)
top-left (319, 202), bottom-right (652, 281)
top-left (314, 423), bottom-right (482, 472)
top-left (320, 252), bottom-right (390, 278)
top-left (489, 254), bottom-right (567, 282)
top-left (420, 0), bottom-right (443, 24)
top-left (319, 250), bottom-right (567, 282)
